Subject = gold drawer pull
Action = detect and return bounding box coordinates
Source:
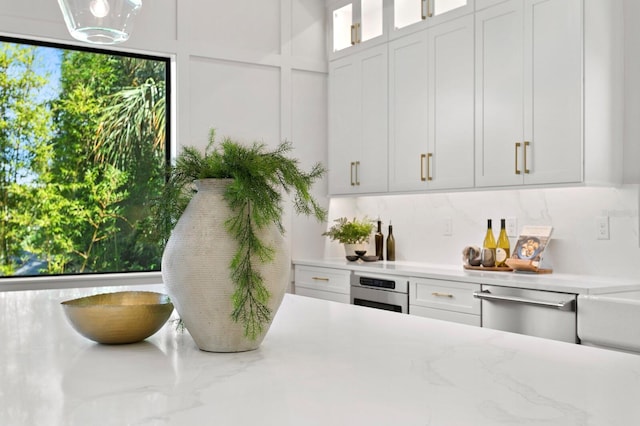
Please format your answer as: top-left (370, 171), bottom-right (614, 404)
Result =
top-left (524, 141), bottom-right (530, 174)
top-left (432, 292), bottom-right (453, 298)
top-left (515, 142), bottom-right (521, 175)
top-left (312, 277), bottom-right (330, 281)
top-left (420, 154), bottom-right (427, 181)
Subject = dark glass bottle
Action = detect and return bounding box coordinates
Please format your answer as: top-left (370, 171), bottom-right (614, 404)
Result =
top-left (386, 222), bottom-right (395, 261)
top-left (375, 219), bottom-right (384, 260)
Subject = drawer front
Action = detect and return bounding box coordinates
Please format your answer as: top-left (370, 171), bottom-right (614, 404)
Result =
top-left (410, 278), bottom-right (480, 315)
top-left (410, 305), bottom-right (480, 327)
top-left (294, 266), bottom-right (351, 295)
top-left (296, 287), bottom-right (350, 304)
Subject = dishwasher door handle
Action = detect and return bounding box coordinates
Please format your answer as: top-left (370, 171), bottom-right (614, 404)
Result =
top-left (473, 290), bottom-right (576, 312)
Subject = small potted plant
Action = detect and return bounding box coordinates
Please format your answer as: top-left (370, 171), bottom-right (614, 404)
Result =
top-left (322, 217), bottom-right (375, 258)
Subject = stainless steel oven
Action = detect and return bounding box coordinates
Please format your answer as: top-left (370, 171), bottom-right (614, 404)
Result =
top-left (350, 272), bottom-right (409, 314)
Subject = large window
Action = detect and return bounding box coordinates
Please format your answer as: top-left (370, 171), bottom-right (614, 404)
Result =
top-left (0, 36), bottom-right (170, 286)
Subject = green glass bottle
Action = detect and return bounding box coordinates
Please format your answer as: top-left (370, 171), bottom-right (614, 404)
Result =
top-left (386, 222), bottom-right (395, 261)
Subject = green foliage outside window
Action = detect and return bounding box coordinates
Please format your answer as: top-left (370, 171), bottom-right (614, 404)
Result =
top-left (0, 39), bottom-right (168, 277)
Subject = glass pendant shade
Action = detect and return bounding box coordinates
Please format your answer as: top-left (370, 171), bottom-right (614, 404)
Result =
top-left (57, 0), bottom-right (142, 45)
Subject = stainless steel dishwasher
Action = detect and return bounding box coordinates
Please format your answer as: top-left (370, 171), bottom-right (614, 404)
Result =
top-left (473, 285), bottom-right (578, 343)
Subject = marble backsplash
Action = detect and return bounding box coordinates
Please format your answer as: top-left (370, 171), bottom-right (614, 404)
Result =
top-left (304, 185), bottom-right (640, 279)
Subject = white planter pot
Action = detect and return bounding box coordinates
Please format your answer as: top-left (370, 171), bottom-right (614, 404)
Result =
top-left (162, 179), bottom-right (290, 352)
top-left (343, 243), bottom-right (368, 257)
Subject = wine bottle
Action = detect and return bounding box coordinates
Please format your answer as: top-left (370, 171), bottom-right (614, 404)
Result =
top-left (375, 219), bottom-right (384, 260)
top-left (482, 219), bottom-right (496, 267)
top-left (386, 221), bottom-right (395, 261)
top-left (496, 218), bottom-right (511, 267)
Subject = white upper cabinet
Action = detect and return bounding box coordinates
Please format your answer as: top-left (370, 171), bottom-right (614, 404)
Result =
top-left (328, 45), bottom-right (389, 195)
top-left (389, 14), bottom-right (475, 191)
top-left (329, 0), bottom-right (386, 59)
top-left (326, 0), bottom-right (623, 195)
top-left (392, 0), bottom-right (473, 38)
top-left (475, 0), bottom-right (583, 187)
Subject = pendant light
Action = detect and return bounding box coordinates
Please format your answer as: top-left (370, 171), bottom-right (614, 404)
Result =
top-left (57, 0), bottom-right (142, 45)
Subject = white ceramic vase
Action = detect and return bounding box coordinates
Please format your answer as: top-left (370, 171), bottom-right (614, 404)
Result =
top-left (161, 179), bottom-right (290, 352)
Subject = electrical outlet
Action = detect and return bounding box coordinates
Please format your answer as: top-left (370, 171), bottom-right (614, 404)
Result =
top-left (506, 217), bottom-right (518, 237)
top-left (443, 217), bottom-right (453, 236)
top-left (596, 216), bottom-right (610, 240)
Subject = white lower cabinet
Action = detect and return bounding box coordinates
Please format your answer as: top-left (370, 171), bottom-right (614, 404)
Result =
top-left (409, 278), bottom-right (481, 326)
top-left (294, 265), bottom-right (351, 304)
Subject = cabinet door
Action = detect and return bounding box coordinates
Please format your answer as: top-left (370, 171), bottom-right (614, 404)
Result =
top-left (388, 30), bottom-right (429, 192)
top-left (522, 0), bottom-right (582, 185)
top-left (329, 0), bottom-right (385, 60)
top-left (427, 14), bottom-right (475, 189)
top-left (331, 0), bottom-right (356, 54)
top-left (328, 45), bottom-right (388, 195)
top-left (475, 0), bottom-right (525, 187)
top-left (357, 46), bottom-right (389, 193)
top-left (294, 265), bottom-right (351, 304)
top-left (389, 15), bottom-right (474, 192)
top-left (329, 57), bottom-right (361, 194)
top-left (393, 0), bottom-right (473, 38)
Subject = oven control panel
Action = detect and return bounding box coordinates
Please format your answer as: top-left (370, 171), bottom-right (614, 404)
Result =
top-left (351, 273), bottom-right (409, 294)
top-left (359, 276), bottom-right (395, 289)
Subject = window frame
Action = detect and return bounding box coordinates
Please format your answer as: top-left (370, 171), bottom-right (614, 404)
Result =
top-left (0, 34), bottom-right (175, 292)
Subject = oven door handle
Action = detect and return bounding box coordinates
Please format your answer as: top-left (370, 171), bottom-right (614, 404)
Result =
top-left (473, 290), bottom-right (576, 312)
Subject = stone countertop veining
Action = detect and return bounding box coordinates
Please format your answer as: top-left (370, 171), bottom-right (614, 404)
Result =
top-left (2, 285), bottom-right (640, 425)
top-left (293, 258), bottom-right (640, 294)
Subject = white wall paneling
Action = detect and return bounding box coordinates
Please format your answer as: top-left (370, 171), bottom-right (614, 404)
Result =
top-left (0, 0), bottom-right (330, 282)
top-left (188, 58), bottom-right (282, 146)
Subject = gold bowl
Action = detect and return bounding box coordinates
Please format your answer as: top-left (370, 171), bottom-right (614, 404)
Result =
top-left (61, 291), bottom-right (174, 344)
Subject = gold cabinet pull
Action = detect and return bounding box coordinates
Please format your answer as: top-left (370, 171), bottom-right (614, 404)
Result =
top-left (350, 161), bottom-right (356, 186)
top-left (421, 0), bottom-right (427, 19)
top-left (432, 292), bottom-right (453, 298)
top-left (312, 277), bottom-right (330, 281)
top-left (420, 154), bottom-right (427, 181)
top-left (355, 160), bottom-right (360, 186)
top-left (350, 24), bottom-right (356, 45)
top-left (524, 141), bottom-right (530, 174)
top-left (355, 22), bottom-right (361, 44)
top-left (515, 142), bottom-right (521, 175)
top-left (427, 0), bottom-right (433, 18)
top-left (427, 152), bottom-right (433, 181)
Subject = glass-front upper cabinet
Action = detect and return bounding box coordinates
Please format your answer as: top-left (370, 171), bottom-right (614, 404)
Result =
top-left (393, 0), bottom-right (473, 37)
top-left (330, 0), bottom-right (385, 59)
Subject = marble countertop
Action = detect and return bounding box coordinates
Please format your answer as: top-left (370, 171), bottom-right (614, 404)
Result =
top-left (2, 285), bottom-right (640, 425)
top-left (293, 258), bottom-right (640, 294)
